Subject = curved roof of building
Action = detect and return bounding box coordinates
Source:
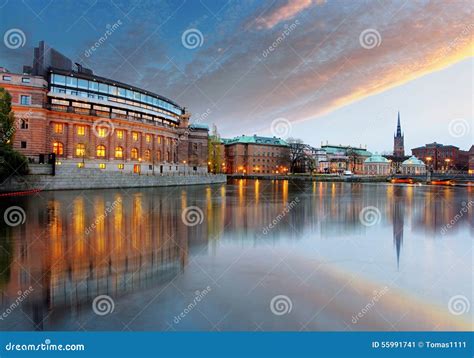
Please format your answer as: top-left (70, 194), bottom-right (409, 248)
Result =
top-left (402, 156), bottom-right (425, 166)
top-left (364, 154), bottom-right (390, 163)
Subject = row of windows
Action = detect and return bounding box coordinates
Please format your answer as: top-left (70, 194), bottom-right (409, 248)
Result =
top-left (2, 75), bottom-right (30, 83)
top-left (52, 142), bottom-right (174, 161)
top-left (50, 74), bottom-right (182, 115)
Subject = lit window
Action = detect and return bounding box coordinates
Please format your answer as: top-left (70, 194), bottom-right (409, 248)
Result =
top-left (131, 148), bottom-right (138, 160)
top-left (144, 150), bottom-right (151, 161)
top-left (132, 132), bottom-right (139, 141)
top-left (157, 136), bottom-right (162, 144)
top-left (20, 119), bottom-right (28, 129)
top-left (77, 125), bottom-right (85, 136)
top-left (97, 127), bottom-right (107, 138)
top-left (96, 145), bottom-right (106, 158)
top-left (146, 134), bottom-right (151, 143)
top-left (20, 95), bottom-right (31, 105)
top-left (53, 141), bottom-right (64, 156)
top-left (115, 146), bottom-right (123, 159)
top-left (76, 143), bottom-right (85, 157)
top-left (54, 123), bottom-right (64, 134)
top-left (116, 130), bottom-right (123, 139)
top-left (118, 164), bottom-right (124, 170)
top-left (77, 162), bottom-right (85, 168)
top-left (156, 150), bottom-right (161, 161)
top-left (99, 163), bottom-right (106, 169)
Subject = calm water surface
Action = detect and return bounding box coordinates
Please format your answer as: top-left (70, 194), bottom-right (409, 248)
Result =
top-left (0, 179), bottom-right (472, 331)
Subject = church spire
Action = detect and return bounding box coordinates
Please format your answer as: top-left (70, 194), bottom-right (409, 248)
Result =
top-left (396, 111), bottom-right (402, 137)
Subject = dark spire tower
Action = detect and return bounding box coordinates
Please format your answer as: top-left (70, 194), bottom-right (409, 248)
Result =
top-left (393, 111), bottom-right (405, 157)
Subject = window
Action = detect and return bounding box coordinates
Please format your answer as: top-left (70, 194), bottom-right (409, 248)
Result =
top-left (21, 77), bottom-right (30, 83)
top-left (53, 141), bottom-right (64, 156)
top-left (131, 148), bottom-right (138, 160)
top-left (97, 127), bottom-right (108, 138)
top-left (146, 134), bottom-right (151, 143)
top-left (144, 149), bottom-right (151, 161)
top-left (66, 76), bottom-right (77, 87)
top-left (77, 125), bottom-right (85, 136)
top-left (116, 130), bottom-right (123, 139)
top-left (96, 145), bottom-right (106, 158)
top-left (20, 119), bottom-right (28, 129)
top-left (89, 81), bottom-right (98, 91)
top-left (132, 132), bottom-right (139, 141)
top-left (157, 136), bottom-right (162, 144)
top-left (76, 143), bottom-right (85, 157)
top-left (20, 95), bottom-right (31, 105)
top-left (54, 123), bottom-right (64, 134)
top-left (78, 79), bottom-right (88, 89)
top-left (115, 146), bottom-right (123, 159)
top-left (118, 164), bottom-right (124, 170)
top-left (99, 163), bottom-right (106, 169)
top-left (156, 150), bottom-right (161, 161)
top-left (2, 75), bottom-right (11, 81)
top-left (98, 83), bottom-right (108, 93)
top-left (21, 141), bottom-right (27, 148)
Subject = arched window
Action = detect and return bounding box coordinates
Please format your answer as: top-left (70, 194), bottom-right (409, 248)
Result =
top-left (144, 149), bottom-right (151, 162)
top-left (131, 148), bottom-right (138, 160)
top-left (96, 145), bottom-right (106, 158)
top-left (156, 150), bottom-right (162, 162)
top-left (115, 146), bottom-right (123, 159)
top-left (76, 143), bottom-right (85, 157)
top-left (53, 141), bottom-right (64, 156)
top-left (166, 151), bottom-right (170, 162)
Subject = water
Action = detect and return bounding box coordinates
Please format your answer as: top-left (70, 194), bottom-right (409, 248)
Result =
top-left (0, 179), bottom-right (472, 331)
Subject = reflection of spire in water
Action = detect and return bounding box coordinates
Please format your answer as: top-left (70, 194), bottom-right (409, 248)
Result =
top-left (393, 189), bottom-right (405, 269)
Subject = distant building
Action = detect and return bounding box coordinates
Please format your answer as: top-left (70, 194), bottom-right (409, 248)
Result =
top-left (411, 142), bottom-right (469, 172)
top-left (320, 144), bottom-right (371, 174)
top-left (364, 154), bottom-right (391, 176)
top-left (401, 156), bottom-right (426, 175)
top-left (393, 111), bottom-right (405, 157)
top-left (223, 135), bottom-right (290, 175)
top-left (469, 145), bottom-right (474, 175)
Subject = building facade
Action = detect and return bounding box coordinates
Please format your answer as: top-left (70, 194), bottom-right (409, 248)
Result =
top-left (401, 156), bottom-right (426, 175)
top-left (2, 41), bottom-right (208, 174)
top-left (223, 135), bottom-right (290, 175)
top-left (469, 145), bottom-right (474, 175)
top-left (319, 145), bottom-right (371, 174)
top-left (363, 154), bottom-right (391, 176)
top-left (411, 142), bottom-right (469, 172)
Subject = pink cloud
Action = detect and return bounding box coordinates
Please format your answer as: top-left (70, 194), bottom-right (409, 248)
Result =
top-left (255, 0), bottom-right (322, 29)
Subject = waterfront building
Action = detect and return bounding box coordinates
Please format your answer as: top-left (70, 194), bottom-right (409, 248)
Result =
top-left (1, 41), bottom-right (208, 174)
top-left (469, 145), bottom-right (474, 175)
top-left (401, 156), bottom-right (426, 175)
top-left (319, 144), bottom-right (371, 174)
top-left (363, 154), bottom-right (391, 176)
top-left (384, 112), bottom-right (410, 173)
top-left (411, 142), bottom-right (469, 172)
top-left (223, 135), bottom-right (290, 175)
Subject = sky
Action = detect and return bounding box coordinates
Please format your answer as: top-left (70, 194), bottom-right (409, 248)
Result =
top-left (0, 0), bottom-right (472, 153)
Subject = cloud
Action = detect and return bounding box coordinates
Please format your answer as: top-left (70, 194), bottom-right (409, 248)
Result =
top-left (254, 0), bottom-right (321, 29)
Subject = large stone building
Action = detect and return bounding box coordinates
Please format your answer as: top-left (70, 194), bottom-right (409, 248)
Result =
top-left (363, 154), bottom-right (391, 176)
top-left (319, 144), bottom-right (371, 174)
top-left (469, 145), bottom-right (474, 175)
top-left (411, 142), bottom-right (469, 172)
top-left (223, 135), bottom-right (290, 175)
top-left (1, 41), bottom-right (208, 174)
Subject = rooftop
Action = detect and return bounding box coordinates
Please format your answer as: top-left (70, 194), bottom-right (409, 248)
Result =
top-left (402, 156), bottom-right (425, 166)
top-left (322, 144), bottom-right (371, 156)
top-left (364, 154), bottom-right (390, 163)
top-left (223, 135), bottom-right (288, 146)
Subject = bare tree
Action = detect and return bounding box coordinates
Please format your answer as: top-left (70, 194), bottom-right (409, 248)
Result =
top-left (287, 138), bottom-right (307, 173)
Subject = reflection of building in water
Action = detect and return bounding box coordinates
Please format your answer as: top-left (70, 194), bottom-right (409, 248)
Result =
top-left (392, 187), bottom-right (405, 268)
